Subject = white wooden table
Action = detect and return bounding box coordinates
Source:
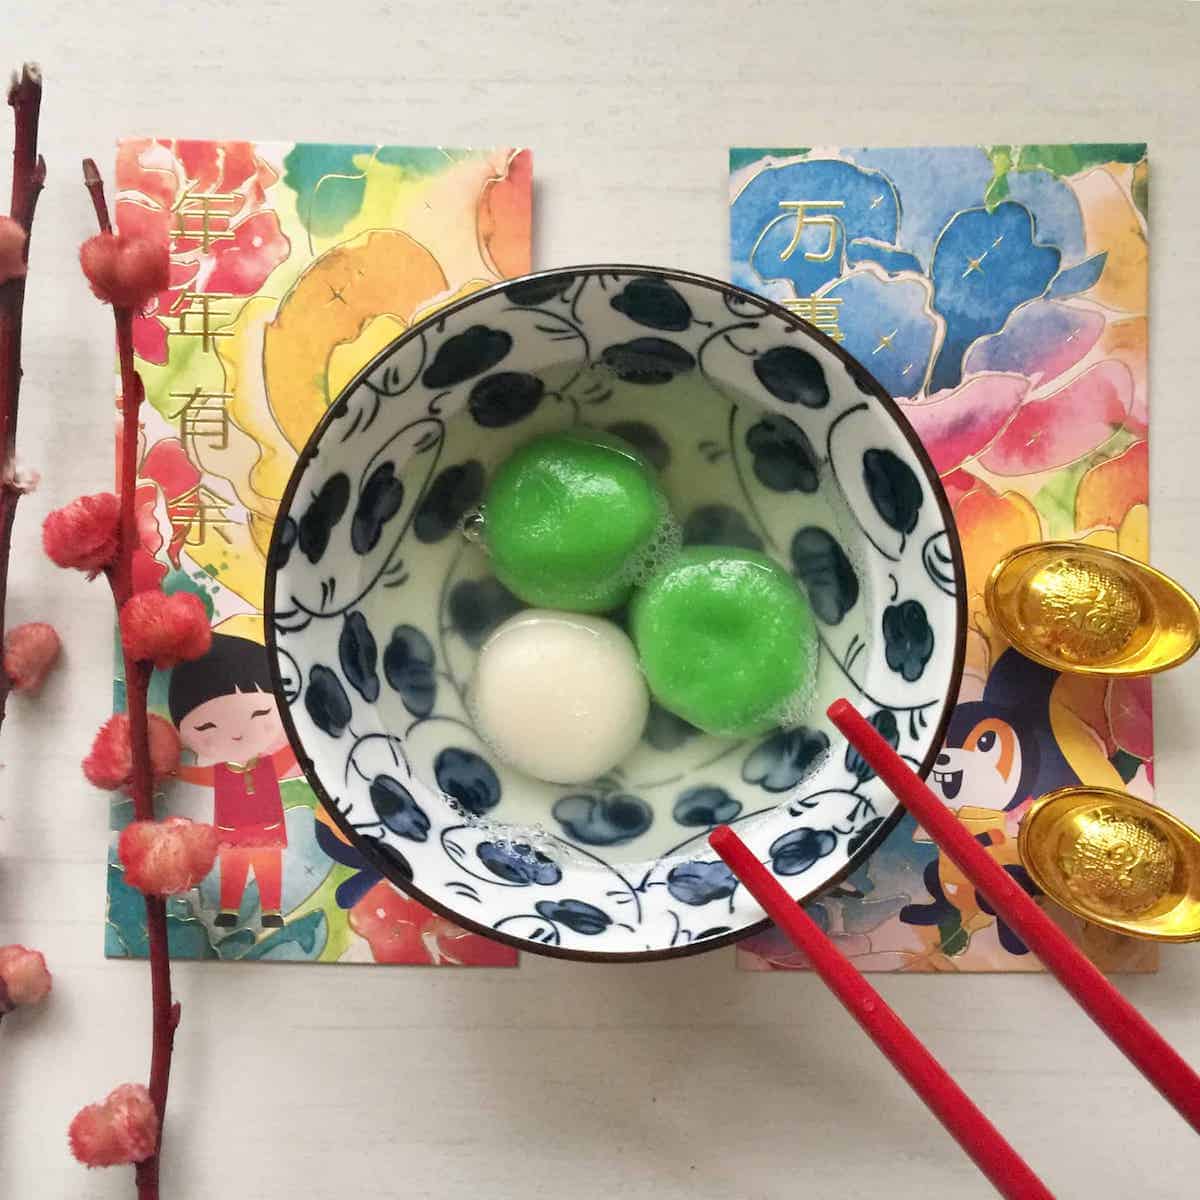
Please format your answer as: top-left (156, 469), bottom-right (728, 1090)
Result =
top-left (3, 3), bottom-right (1200, 1195)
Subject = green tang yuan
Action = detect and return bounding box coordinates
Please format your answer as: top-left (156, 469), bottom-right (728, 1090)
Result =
top-left (631, 547), bottom-right (818, 738)
top-left (479, 429), bottom-right (674, 613)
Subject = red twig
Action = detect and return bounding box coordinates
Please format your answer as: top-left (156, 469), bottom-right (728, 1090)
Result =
top-left (82, 156), bottom-right (110, 234)
top-left (0, 64), bottom-right (45, 730)
top-left (85, 158), bottom-right (175, 1200)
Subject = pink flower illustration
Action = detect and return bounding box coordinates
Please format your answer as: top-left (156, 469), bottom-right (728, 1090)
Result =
top-left (350, 881), bottom-right (515, 966)
top-left (115, 139), bottom-right (290, 363)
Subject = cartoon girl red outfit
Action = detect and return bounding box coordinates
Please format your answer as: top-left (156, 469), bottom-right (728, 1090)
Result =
top-left (169, 632), bottom-right (299, 929)
top-left (177, 747), bottom-right (296, 924)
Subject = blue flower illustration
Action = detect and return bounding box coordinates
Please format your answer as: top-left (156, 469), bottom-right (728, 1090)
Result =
top-left (447, 576), bottom-right (524, 649)
top-left (846, 239), bottom-right (923, 277)
top-left (298, 473), bottom-right (350, 565)
top-left (928, 202), bottom-right (1060, 392)
top-left (822, 270), bottom-right (939, 400)
top-left (421, 325), bottom-right (511, 388)
top-left (732, 158), bottom-right (899, 297)
top-left (476, 841), bottom-right (562, 886)
top-left (553, 791), bottom-right (652, 846)
top-left (383, 625), bottom-right (436, 717)
top-left (667, 861), bottom-right (739, 906)
top-left (351, 462), bottom-right (404, 555)
top-left (369, 774), bottom-right (429, 842)
top-left (338, 612), bottom-right (379, 703)
top-left (790, 526), bottom-right (859, 625)
top-left (673, 786), bottom-right (742, 828)
top-left (413, 460), bottom-right (484, 543)
top-left (769, 827), bottom-right (838, 876)
top-left (676, 782), bottom-right (739, 830)
top-left (743, 727), bottom-right (830, 793)
top-left (1046, 255), bottom-right (1107, 300)
top-left (882, 600), bottom-right (934, 682)
top-left (844, 146), bottom-right (994, 270)
top-left (305, 665), bottom-right (351, 738)
top-left (605, 420), bottom-right (670, 470)
top-left (610, 276), bottom-right (694, 331)
top-left (732, 147), bottom-right (1106, 402)
top-left (844, 711), bottom-right (900, 782)
top-left (534, 899), bottom-right (612, 936)
top-left (434, 748), bottom-right (501, 816)
top-left (1003, 169), bottom-right (1086, 263)
top-left (745, 414), bottom-right (819, 493)
top-left (683, 504), bottom-right (764, 552)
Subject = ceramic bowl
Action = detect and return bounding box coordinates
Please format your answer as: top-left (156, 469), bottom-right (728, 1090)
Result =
top-left (265, 266), bottom-right (966, 961)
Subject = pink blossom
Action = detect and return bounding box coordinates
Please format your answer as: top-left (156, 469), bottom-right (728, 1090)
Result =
top-left (83, 713), bottom-right (180, 791)
top-left (0, 944), bottom-right (52, 1010)
top-left (119, 590), bottom-right (211, 669)
top-left (69, 1084), bottom-right (158, 1167)
top-left (118, 817), bottom-right (219, 895)
top-left (3, 621), bottom-right (61, 693)
top-left (79, 231), bottom-right (170, 310)
top-left (42, 493), bottom-right (121, 574)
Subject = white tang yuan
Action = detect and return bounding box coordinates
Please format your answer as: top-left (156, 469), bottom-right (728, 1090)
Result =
top-left (468, 610), bottom-right (649, 785)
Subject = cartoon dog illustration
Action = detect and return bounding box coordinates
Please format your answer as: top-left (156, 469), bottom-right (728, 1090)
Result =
top-left (901, 650), bottom-right (1080, 956)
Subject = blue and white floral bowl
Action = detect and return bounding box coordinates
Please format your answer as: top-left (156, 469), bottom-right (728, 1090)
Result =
top-left (265, 266), bottom-right (966, 961)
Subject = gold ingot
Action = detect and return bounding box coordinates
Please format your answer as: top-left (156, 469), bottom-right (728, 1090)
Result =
top-left (986, 541), bottom-right (1200, 676)
top-left (1019, 786), bottom-right (1200, 942)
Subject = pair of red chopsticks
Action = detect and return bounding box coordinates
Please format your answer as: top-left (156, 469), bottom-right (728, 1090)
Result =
top-left (709, 698), bottom-right (1200, 1200)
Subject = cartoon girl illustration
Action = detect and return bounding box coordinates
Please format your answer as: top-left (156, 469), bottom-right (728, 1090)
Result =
top-left (168, 623), bottom-right (299, 928)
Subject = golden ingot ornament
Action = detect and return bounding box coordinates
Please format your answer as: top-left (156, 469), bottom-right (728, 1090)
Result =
top-left (1019, 786), bottom-right (1200, 942)
top-left (986, 542), bottom-right (1200, 676)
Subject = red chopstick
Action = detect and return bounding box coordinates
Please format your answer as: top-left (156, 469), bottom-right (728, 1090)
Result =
top-left (710, 825), bottom-right (1055, 1200)
top-left (829, 697), bottom-right (1200, 1135)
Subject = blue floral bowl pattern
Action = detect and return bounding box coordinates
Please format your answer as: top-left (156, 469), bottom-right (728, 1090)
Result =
top-left (266, 266), bottom-right (966, 961)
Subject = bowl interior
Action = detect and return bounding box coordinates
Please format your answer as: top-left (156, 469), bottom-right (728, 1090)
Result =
top-left (266, 266), bottom-right (965, 960)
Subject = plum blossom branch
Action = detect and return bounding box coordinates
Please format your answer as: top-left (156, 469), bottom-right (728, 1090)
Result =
top-left (0, 64), bottom-right (49, 729)
top-left (49, 158), bottom-right (211, 1200)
